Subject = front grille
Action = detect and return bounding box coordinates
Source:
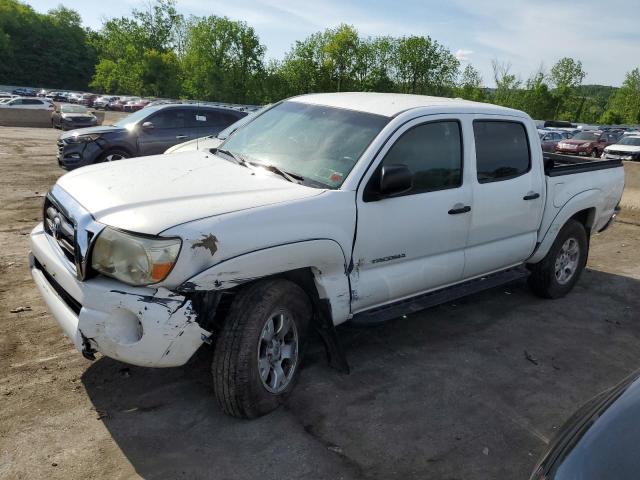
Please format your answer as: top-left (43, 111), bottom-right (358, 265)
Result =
top-left (43, 196), bottom-right (76, 267)
top-left (34, 258), bottom-right (82, 315)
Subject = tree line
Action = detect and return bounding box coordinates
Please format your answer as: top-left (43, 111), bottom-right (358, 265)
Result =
top-left (1, 0), bottom-right (639, 124)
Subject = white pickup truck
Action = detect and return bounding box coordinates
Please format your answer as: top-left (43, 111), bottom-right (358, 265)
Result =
top-left (30, 93), bottom-right (624, 418)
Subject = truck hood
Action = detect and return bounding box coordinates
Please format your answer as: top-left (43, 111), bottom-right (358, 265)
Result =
top-left (56, 151), bottom-right (324, 234)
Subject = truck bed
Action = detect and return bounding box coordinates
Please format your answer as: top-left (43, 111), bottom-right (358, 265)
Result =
top-left (543, 152), bottom-right (623, 177)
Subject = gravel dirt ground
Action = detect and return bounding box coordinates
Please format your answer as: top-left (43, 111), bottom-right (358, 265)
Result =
top-left (1, 126), bottom-right (640, 480)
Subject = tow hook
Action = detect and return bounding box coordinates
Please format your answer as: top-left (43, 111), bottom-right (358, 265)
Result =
top-left (80, 332), bottom-right (97, 361)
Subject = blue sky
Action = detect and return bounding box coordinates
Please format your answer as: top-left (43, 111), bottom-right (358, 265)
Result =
top-left (28, 0), bottom-right (640, 87)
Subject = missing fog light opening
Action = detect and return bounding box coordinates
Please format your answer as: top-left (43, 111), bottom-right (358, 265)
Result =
top-left (104, 308), bottom-right (144, 345)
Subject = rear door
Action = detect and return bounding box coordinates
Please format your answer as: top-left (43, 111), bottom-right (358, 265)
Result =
top-left (350, 115), bottom-right (472, 312)
top-left (463, 118), bottom-right (544, 278)
top-left (137, 108), bottom-right (190, 155)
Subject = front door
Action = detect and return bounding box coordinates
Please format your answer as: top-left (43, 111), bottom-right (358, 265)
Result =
top-left (350, 116), bottom-right (472, 313)
top-left (464, 118), bottom-right (545, 278)
top-left (138, 108), bottom-right (190, 155)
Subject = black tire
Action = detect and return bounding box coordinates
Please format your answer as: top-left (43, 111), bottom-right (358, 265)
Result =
top-left (527, 219), bottom-right (588, 299)
top-left (97, 149), bottom-right (129, 163)
top-left (212, 278), bottom-right (311, 419)
top-left (590, 149), bottom-right (599, 158)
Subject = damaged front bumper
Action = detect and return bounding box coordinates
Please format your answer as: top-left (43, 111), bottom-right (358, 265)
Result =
top-left (29, 223), bottom-right (210, 367)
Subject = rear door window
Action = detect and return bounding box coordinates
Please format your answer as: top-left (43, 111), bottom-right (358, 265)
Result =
top-left (473, 120), bottom-right (530, 183)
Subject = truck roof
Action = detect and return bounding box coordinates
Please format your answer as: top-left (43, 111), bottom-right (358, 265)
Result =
top-left (290, 92), bottom-right (527, 118)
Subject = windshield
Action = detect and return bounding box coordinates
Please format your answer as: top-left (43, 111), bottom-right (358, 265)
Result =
top-left (572, 132), bottom-right (599, 141)
top-left (220, 101), bottom-right (389, 188)
top-left (618, 137), bottom-right (640, 146)
top-left (61, 105), bottom-right (89, 113)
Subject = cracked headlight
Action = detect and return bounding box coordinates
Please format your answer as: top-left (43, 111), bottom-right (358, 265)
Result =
top-left (91, 227), bottom-right (182, 285)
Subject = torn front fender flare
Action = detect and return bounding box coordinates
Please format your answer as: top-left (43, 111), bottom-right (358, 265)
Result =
top-left (177, 239), bottom-right (352, 326)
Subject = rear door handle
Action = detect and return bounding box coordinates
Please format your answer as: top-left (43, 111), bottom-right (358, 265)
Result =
top-left (523, 192), bottom-right (540, 200)
top-left (448, 205), bottom-right (471, 215)
top-left (176, 135), bottom-right (188, 139)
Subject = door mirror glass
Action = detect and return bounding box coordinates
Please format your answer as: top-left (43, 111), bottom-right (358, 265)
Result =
top-left (142, 121), bottom-right (154, 130)
top-left (380, 164), bottom-right (413, 196)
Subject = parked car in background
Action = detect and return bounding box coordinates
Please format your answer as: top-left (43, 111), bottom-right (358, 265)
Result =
top-left (12, 87), bottom-right (37, 97)
top-left (602, 135), bottom-right (640, 161)
top-left (543, 120), bottom-right (575, 129)
top-left (78, 94), bottom-right (98, 107)
top-left (51, 104), bottom-right (98, 130)
top-left (67, 93), bottom-right (83, 104)
top-left (124, 98), bottom-right (152, 112)
top-left (57, 104), bottom-right (247, 169)
top-left (37, 89), bottom-right (48, 97)
top-left (32, 93), bottom-right (624, 419)
top-left (146, 99), bottom-right (179, 108)
top-left (530, 370), bottom-right (640, 480)
top-left (93, 96), bottom-right (118, 109)
top-left (0, 97), bottom-right (54, 110)
top-left (555, 130), bottom-right (622, 157)
top-left (107, 97), bottom-right (131, 111)
top-left (0, 91), bottom-right (17, 100)
top-left (45, 91), bottom-right (67, 102)
top-left (164, 109), bottom-right (261, 154)
top-left (539, 129), bottom-right (563, 153)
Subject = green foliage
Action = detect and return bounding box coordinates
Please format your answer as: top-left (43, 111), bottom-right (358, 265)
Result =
top-left (89, 0), bottom-right (183, 96)
top-left (457, 64), bottom-right (485, 102)
top-left (601, 68), bottom-right (640, 124)
top-left (549, 57), bottom-right (586, 120)
top-left (181, 16), bottom-right (265, 103)
top-left (491, 60), bottom-right (521, 106)
top-left (0, 0), bottom-right (95, 89)
top-left (394, 36), bottom-right (459, 96)
top-left (2, 0), bottom-right (635, 126)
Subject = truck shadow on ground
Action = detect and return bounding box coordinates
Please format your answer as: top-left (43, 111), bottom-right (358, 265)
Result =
top-left (81, 269), bottom-right (640, 480)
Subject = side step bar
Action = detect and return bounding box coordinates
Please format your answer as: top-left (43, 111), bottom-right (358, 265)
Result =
top-left (350, 266), bottom-right (529, 326)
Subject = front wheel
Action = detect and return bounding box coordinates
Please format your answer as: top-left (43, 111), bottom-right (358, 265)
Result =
top-left (590, 149), bottom-right (599, 158)
top-left (97, 149), bottom-right (129, 163)
top-left (212, 279), bottom-right (311, 418)
top-left (527, 219), bottom-right (588, 299)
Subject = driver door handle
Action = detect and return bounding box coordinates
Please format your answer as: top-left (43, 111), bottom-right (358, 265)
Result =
top-left (448, 205), bottom-right (471, 215)
top-left (523, 192), bottom-right (540, 200)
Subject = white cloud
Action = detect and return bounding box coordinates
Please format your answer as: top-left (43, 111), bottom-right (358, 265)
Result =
top-left (455, 49), bottom-right (474, 62)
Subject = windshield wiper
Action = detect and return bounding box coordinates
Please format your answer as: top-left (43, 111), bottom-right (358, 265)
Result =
top-left (213, 148), bottom-right (250, 168)
top-left (252, 162), bottom-right (304, 184)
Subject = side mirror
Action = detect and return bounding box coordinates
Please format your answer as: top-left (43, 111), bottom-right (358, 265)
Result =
top-left (141, 121), bottom-right (154, 130)
top-left (379, 164), bottom-right (413, 197)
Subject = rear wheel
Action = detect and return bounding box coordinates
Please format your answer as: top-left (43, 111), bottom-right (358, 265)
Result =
top-left (97, 150), bottom-right (129, 163)
top-left (590, 149), bottom-right (599, 158)
top-left (527, 219), bottom-right (588, 298)
top-left (212, 279), bottom-right (311, 418)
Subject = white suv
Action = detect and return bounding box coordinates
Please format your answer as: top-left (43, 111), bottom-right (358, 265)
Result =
top-left (0, 97), bottom-right (54, 110)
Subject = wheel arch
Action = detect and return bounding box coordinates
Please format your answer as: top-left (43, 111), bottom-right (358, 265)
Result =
top-left (179, 239), bottom-right (352, 327)
top-left (528, 190), bottom-right (599, 264)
